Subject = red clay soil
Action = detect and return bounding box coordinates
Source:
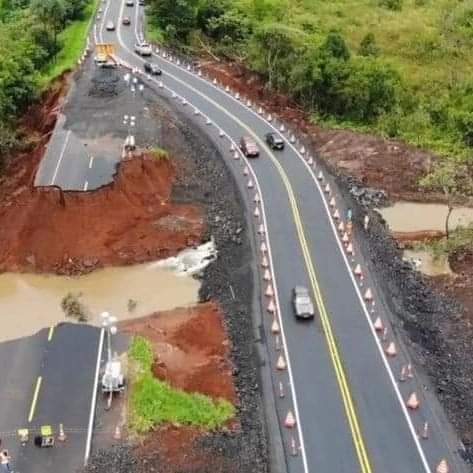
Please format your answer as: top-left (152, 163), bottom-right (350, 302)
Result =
top-left (0, 153), bottom-right (203, 274)
top-left (201, 60), bottom-right (443, 202)
top-left (120, 301), bottom-right (236, 403)
top-left (121, 302), bottom-right (238, 473)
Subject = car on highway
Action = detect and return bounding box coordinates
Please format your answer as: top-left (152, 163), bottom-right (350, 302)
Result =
top-left (292, 286), bottom-right (315, 319)
top-left (105, 20), bottom-right (115, 31)
top-left (122, 16), bottom-right (131, 25)
top-left (265, 132), bottom-right (285, 150)
top-left (239, 136), bottom-right (259, 157)
top-left (138, 0), bottom-right (145, 4)
top-left (126, 0), bottom-right (134, 5)
top-left (134, 42), bottom-right (152, 56)
top-left (144, 62), bottom-right (162, 75)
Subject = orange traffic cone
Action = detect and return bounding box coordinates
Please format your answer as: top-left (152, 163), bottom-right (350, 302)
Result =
top-left (254, 193), bottom-right (260, 203)
top-left (271, 318), bottom-right (280, 334)
top-left (258, 224), bottom-right (265, 235)
top-left (338, 221), bottom-right (345, 233)
top-left (267, 299), bottom-right (276, 314)
top-left (284, 410), bottom-right (296, 428)
top-left (265, 284), bottom-right (274, 297)
top-left (329, 197), bottom-right (336, 207)
top-left (276, 354), bottom-right (287, 370)
top-left (406, 392), bottom-right (420, 410)
top-left (324, 183), bottom-right (330, 194)
top-left (374, 317), bottom-right (384, 332)
top-left (57, 423), bottom-right (66, 442)
top-left (364, 288), bottom-right (373, 302)
top-left (354, 264), bottom-right (362, 277)
top-left (261, 256), bottom-right (269, 268)
top-left (260, 241), bottom-right (267, 253)
top-left (342, 232), bottom-right (349, 244)
top-left (333, 209), bottom-right (340, 220)
top-left (346, 242), bottom-right (354, 255)
top-left (254, 206), bottom-right (260, 218)
top-left (243, 166), bottom-right (249, 176)
top-left (317, 171), bottom-right (323, 180)
top-left (436, 459), bottom-right (449, 473)
top-left (263, 269), bottom-right (271, 281)
top-left (247, 178), bottom-right (254, 189)
top-left (385, 341), bottom-right (397, 357)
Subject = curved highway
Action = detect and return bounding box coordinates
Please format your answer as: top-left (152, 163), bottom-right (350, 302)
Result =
top-left (91, 2), bottom-right (461, 472)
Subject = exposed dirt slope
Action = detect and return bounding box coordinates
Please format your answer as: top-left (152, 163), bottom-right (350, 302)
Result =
top-left (0, 154), bottom-right (203, 274)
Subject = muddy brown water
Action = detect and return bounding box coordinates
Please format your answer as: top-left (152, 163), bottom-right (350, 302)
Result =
top-left (403, 249), bottom-right (452, 276)
top-left (0, 263), bottom-right (199, 342)
top-left (378, 202), bottom-right (473, 233)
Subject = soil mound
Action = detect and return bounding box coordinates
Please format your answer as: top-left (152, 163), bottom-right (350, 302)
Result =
top-left (0, 154), bottom-right (203, 274)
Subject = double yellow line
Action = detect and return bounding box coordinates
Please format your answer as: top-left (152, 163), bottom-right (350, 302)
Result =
top-left (270, 157), bottom-right (372, 473)
top-left (126, 54), bottom-right (372, 470)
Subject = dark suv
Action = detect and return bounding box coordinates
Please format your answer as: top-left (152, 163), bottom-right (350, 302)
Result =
top-left (265, 132), bottom-right (284, 150)
top-left (239, 136), bottom-right (259, 157)
top-left (144, 62), bottom-right (162, 75)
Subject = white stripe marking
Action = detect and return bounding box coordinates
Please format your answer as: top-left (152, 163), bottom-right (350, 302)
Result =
top-left (89, 156), bottom-right (94, 169)
top-left (51, 130), bottom-right (71, 186)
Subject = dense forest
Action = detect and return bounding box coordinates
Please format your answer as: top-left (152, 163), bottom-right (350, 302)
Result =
top-left (146, 0), bottom-right (473, 185)
top-left (0, 0), bottom-right (95, 162)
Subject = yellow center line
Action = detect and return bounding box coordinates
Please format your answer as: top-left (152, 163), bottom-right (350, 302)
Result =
top-left (28, 376), bottom-right (42, 423)
top-left (117, 37), bottom-right (372, 472)
top-left (48, 325), bottom-right (54, 342)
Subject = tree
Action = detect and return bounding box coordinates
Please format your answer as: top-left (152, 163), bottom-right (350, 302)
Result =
top-left (320, 31), bottom-right (350, 61)
top-left (420, 160), bottom-right (473, 238)
top-left (150, 0), bottom-right (198, 42)
top-left (30, 0), bottom-right (66, 48)
top-left (359, 32), bottom-right (380, 57)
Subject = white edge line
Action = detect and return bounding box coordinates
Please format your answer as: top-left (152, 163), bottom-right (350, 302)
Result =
top-left (115, 5), bottom-right (309, 472)
top-left (84, 180), bottom-right (89, 191)
top-left (89, 156), bottom-right (94, 169)
top-left (147, 47), bottom-right (435, 472)
top-left (51, 130), bottom-right (72, 185)
top-left (84, 327), bottom-right (105, 466)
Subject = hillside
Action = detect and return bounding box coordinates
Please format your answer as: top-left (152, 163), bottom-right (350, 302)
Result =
top-left (147, 0), bottom-right (473, 162)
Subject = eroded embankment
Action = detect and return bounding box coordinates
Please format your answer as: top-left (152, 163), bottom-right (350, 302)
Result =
top-left (0, 154), bottom-right (203, 274)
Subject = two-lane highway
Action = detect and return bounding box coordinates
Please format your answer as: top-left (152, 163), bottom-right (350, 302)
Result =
top-left (97, 1), bottom-right (463, 471)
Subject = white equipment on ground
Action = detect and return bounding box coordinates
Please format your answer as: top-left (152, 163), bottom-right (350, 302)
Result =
top-left (101, 359), bottom-right (125, 393)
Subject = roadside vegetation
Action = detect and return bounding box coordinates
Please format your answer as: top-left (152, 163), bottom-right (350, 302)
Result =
top-left (146, 0), bottom-right (473, 197)
top-left (128, 336), bottom-right (235, 433)
top-left (0, 0), bottom-right (97, 164)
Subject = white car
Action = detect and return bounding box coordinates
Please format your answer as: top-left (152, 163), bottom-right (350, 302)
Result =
top-left (134, 42), bottom-right (152, 56)
top-left (105, 20), bottom-right (115, 31)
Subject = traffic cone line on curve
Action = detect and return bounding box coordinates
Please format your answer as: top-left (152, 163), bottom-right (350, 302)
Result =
top-left (342, 232), bottom-right (349, 244)
top-left (346, 243), bottom-right (354, 256)
top-left (406, 392), bottom-right (420, 410)
top-left (233, 151), bottom-right (239, 160)
top-left (317, 171), bottom-right (323, 181)
top-left (276, 354), bottom-right (287, 370)
top-left (243, 166), bottom-right (249, 176)
top-left (254, 206), bottom-right (260, 218)
top-left (364, 288), bottom-right (373, 301)
top-left (338, 221), bottom-right (345, 233)
top-left (247, 179), bottom-right (254, 189)
top-left (258, 224), bottom-right (265, 235)
top-left (333, 209), bottom-right (340, 220)
top-left (261, 256), bottom-right (269, 268)
top-left (267, 299), bottom-right (276, 314)
top-left (260, 241), bottom-right (267, 253)
top-left (263, 269), bottom-right (271, 281)
top-left (271, 317), bottom-right (280, 334)
top-left (436, 459), bottom-right (449, 473)
top-left (329, 197), bottom-right (336, 207)
top-left (254, 193), bottom-right (260, 203)
top-left (324, 183), bottom-right (330, 194)
top-left (284, 410), bottom-right (296, 428)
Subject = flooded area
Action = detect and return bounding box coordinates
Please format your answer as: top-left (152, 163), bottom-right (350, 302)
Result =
top-left (403, 249), bottom-right (452, 277)
top-left (0, 262), bottom-right (200, 342)
top-left (378, 202), bottom-right (473, 233)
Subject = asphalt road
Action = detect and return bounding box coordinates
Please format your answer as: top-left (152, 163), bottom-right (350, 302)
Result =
top-left (0, 324), bottom-right (101, 473)
top-left (22, 0), bottom-right (464, 472)
top-left (97, 1), bottom-right (464, 472)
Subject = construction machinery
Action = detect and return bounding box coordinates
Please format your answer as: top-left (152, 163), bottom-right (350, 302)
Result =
top-left (94, 43), bottom-right (117, 68)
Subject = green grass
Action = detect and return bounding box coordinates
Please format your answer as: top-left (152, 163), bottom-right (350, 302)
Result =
top-left (149, 146), bottom-right (169, 160)
top-left (128, 336), bottom-right (235, 434)
top-left (38, 0), bottom-right (100, 88)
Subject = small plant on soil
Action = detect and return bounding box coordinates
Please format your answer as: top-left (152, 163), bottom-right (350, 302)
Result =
top-left (61, 292), bottom-right (89, 322)
top-left (128, 336), bottom-right (234, 433)
top-left (149, 146), bottom-right (169, 160)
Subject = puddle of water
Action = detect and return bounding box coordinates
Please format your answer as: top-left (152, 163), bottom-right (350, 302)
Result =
top-left (378, 202), bottom-right (473, 233)
top-left (0, 263), bottom-right (200, 342)
top-left (403, 249), bottom-right (452, 276)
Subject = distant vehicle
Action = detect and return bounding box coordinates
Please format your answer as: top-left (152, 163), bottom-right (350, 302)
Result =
top-left (134, 42), bottom-right (152, 56)
top-left (105, 20), bottom-right (115, 31)
top-left (292, 286), bottom-right (315, 319)
top-left (239, 136), bottom-right (259, 157)
top-left (126, 0), bottom-right (134, 5)
top-left (144, 62), bottom-right (162, 75)
top-left (122, 16), bottom-right (131, 25)
top-left (265, 132), bottom-right (284, 150)
top-left (138, 0), bottom-right (145, 4)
